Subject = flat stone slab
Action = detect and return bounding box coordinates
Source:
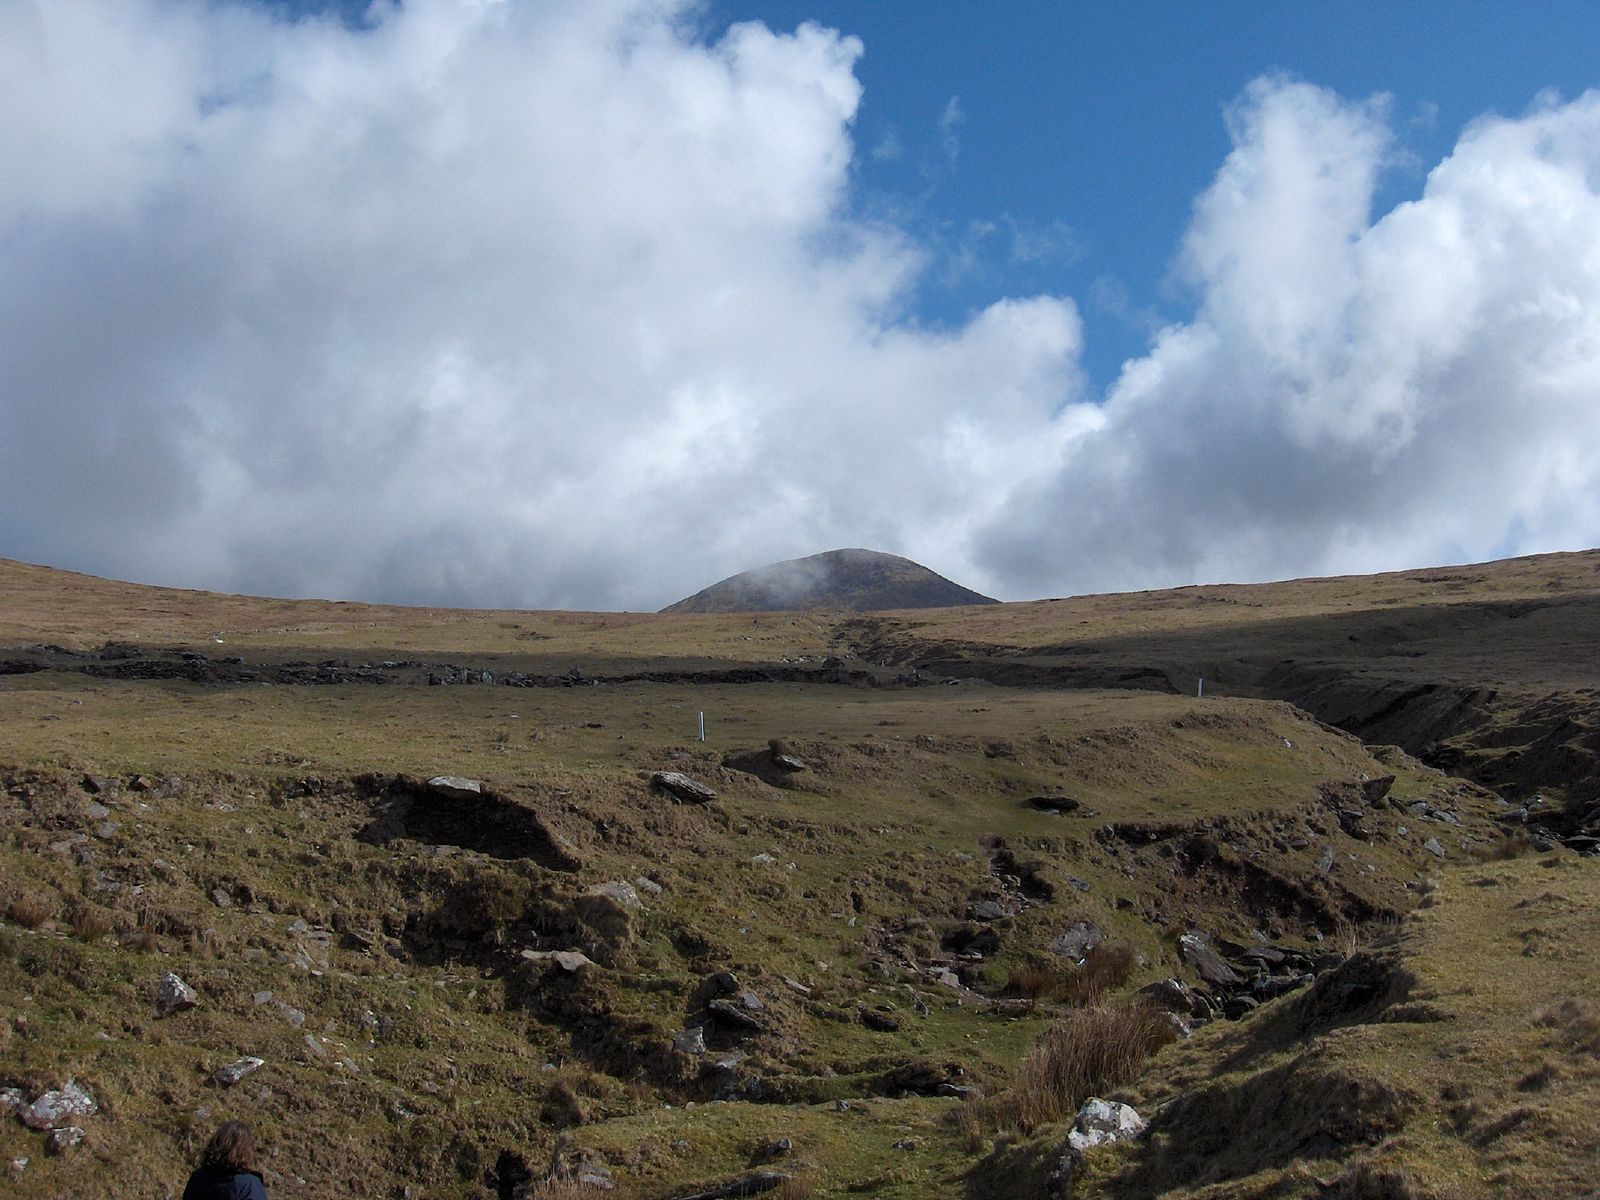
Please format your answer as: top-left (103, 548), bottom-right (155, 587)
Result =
top-left (652, 771), bottom-right (716, 803)
top-left (426, 775), bottom-right (482, 799)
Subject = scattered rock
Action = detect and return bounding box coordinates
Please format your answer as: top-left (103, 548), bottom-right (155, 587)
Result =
top-left (1162, 1011), bottom-right (1194, 1038)
top-left (857, 1004), bottom-right (901, 1032)
top-left (1139, 977), bottom-right (1199, 1015)
top-left (154, 972), bottom-right (198, 1017)
top-left (1066, 1097), bottom-right (1147, 1152)
top-left (44, 1127), bottom-right (85, 1156)
top-left (967, 899), bottom-right (1007, 922)
top-left (708, 999), bottom-right (766, 1034)
top-left (1026, 795), bottom-right (1081, 814)
top-left (1424, 837), bottom-right (1447, 859)
top-left (571, 1159), bottom-right (614, 1191)
top-left (210, 887), bottom-right (232, 908)
top-left (736, 991), bottom-right (765, 1013)
top-left (215, 1057), bottom-right (265, 1087)
top-left (520, 949), bottom-right (595, 972)
top-left (1049, 921), bottom-right (1103, 962)
top-left (1316, 845), bottom-right (1335, 872)
top-left (652, 771), bottom-right (716, 803)
top-left (585, 881), bottom-right (643, 911)
top-left (1178, 933), bottom-right (1242, 987)
top-left (673, 1027), bottom-right (707, 1054)
top-left (21, 1081), bottom-right (96, 1130)
top-left (426, 775), bottom-right (482, 799)
top-left (1360, 775), bottom-right (1396, 804)
top-left (755, 1137), bottom-right (793, 1161)
top-left (1224, 994), bottom-right (1261, 1019)
top-left (672, 1171), bottom-right (791, 1200)
top-left (0, 1088), bottom-right (26, 1117)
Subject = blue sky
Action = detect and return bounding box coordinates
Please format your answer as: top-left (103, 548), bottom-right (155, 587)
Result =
top-left (706, 1), bottom-right (1600, 392)
top-left (4, 0), bottom-right (1600, 608)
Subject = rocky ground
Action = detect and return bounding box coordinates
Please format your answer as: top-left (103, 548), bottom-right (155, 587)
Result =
top-left (0, 551), bottom-right (1596, 1198)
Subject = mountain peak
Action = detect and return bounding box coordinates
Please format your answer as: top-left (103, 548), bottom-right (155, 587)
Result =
top-left (661, 548), bottom-right (998, 613)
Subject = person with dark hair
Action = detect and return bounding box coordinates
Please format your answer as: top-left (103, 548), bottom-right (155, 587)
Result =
top-left (183, 1120), bottom-right (268, 1200)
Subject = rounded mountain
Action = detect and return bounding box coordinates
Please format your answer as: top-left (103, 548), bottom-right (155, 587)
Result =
top-left (661, 548), bottom-right (998, 613)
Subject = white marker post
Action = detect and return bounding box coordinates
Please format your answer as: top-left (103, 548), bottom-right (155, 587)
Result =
top-left (698, 712), bottom-right (705, 742)
top-left (1197, 678), bottom-right (1204, 698)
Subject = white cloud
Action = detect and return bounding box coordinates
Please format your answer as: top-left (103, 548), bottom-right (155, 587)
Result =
top-left (982, 79), bottom-right (1600, 595)
top-left (938, 93), bottom-right (963, 166)
top-left (0, 0), bottom-right (1080, 608)
top-left (1, 6), bottom-right (1597, 610)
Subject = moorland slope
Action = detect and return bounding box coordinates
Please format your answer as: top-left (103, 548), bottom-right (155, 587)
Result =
top-left (0, 550), bottom-right (1595, 1199)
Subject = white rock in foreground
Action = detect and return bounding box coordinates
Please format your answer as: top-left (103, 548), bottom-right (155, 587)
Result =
top-left (1066, 1097), bottom-right (1147, 1152)
top-left (426, 775), bottom-right (482, 799)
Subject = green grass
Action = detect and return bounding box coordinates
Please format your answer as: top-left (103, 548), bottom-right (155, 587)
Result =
top-left (0, 552), bottom-right (1573, 1198)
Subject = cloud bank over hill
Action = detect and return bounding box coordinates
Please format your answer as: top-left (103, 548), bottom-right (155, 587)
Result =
top-left (2, 0), bottom-right (1598, 608)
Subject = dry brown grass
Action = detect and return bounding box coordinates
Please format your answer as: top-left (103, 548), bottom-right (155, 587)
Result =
top-left (66, 899), bottom-right (114, 941)
top-left (772, 1172), bottom-right (817, 1199)
top-left (1472, 832), bottom-right (1532, 862)
top-left (966, 1003), bottom-right (1176, 1139)
top-left (1534, 997), bottom-right (1600, 1057)
top-left (5, 891), bottom-right (55, 929)
top-left (1004, 941), bottom-right (1137, 1007)
top-left (527, 1182), bottom-right (615, 1199)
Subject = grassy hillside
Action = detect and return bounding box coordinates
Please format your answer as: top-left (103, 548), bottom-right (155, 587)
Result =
top-left (0, 551), bottom-right (1594, 1198)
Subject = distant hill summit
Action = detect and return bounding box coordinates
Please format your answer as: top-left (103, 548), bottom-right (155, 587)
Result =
top-left (662, 548), bottom-right (999, 613)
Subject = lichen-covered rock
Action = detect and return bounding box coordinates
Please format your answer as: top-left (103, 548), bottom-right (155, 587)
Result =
top-left (215, 1057), bottom-right (265, 1087)
top-left (45, 1127), bottom-right (85, 1156)
top-left (154, 971), bottom-right (198, 1017)
top-left (651, 771), bottom-right (716, 803)
top-left (21, 1081), bottom-right (96, 1130)
top-left (1066, 1097), bottom-right (1147, 1152)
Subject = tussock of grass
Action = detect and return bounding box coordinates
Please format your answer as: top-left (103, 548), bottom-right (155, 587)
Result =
top-left (1471, 832), bottom-right (1531, 862)
top-left (1533, 997), bottom-right (1600, 1057)
top-left (6, 891), bottom-right (56, 929)
top-left (960, 1003), bottom-right (1176, 1142)
top-left (528, 1182), bottom-right (614, 1199)
top-left (1004, 942), bottom-right (1136, 1007)
top-left (65, 899), bottom-right (114, 942)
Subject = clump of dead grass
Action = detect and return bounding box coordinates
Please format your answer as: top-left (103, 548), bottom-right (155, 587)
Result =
top-left (1472, 832), bottom-right (1531, 862)
top-left (1533, 997), bottom-right (1600, 1057)
top-left (527, 1182), bottom-right (613, 1199)
top-left (5, 891), bottom-right (55, 929)
top-left (957, 1002), bottom-right (1176, 1144)
top-left (1004, 941), bottom-right (1136, 1007)
top-left (65, 899), bottom-right (114, 942)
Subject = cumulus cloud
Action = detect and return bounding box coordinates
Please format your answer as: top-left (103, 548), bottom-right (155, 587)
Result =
top-left (981, 78), bottom-right (1600, 596)
top-left (0, 0), bottom-right (1081, 608)
top-left (1, 4), bottom-right (1597, 610)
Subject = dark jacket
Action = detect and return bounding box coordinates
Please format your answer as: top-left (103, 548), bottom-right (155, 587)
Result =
top-left (182, 1167), bottom-right (268, 1200)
